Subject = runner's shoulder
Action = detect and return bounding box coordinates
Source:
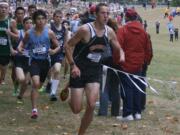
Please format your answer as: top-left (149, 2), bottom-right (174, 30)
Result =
top-left (75, 24), bottom-right (89, 35)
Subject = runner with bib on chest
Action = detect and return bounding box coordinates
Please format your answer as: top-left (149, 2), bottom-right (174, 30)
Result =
top-left (18, 9), bottom-right (60, 119)
top-left (65, 3), bottom-right (125, 135)
top-left (0, 1), bottom-right (18, 85)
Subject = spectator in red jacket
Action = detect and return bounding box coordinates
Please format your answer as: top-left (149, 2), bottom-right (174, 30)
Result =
top-left (114, 8), bottom-right (152, 121)
top-left (168, 15), bottom-right (173, 22)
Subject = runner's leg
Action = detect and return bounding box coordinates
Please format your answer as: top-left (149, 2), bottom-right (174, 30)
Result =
top-left (78, 83), bottom-right (99, 135)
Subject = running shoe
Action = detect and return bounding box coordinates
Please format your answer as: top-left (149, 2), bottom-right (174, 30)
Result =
top-left (31, 110), bottom-right (38, 119)
top-left (50, 94), bottom-right (57, 101)
top-left (17, 96), bottom-right (23, 104)
top-left (45, 82), bottom-right (52, 93)
top-left (38, 86), bottom-right (45, 93)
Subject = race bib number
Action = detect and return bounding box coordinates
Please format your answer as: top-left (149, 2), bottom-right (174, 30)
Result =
top-left (22, 49), bottom-right (29, 57)
top-left (0, 37), bottom-right (8, 46)
top-left (33, 47), bottom-right (47, 54)
top-left (87, 52), bottom-right (101, 63)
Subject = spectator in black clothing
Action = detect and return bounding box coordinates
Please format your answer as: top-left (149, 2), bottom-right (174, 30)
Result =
top-left (98, 18), bottom-right (120, 117)
top-left (167, 1), bottom-right (170, 9)
top-left (143, 2), bottom-right (146, 10)
top-left (175, 28), bottom-right (179, 41)
top-left (155, 21), bottom-right (160, 34)
top-left (141, 34), bottom-right (153, 111)
top-left (144, 20), bottom-right (147, 31)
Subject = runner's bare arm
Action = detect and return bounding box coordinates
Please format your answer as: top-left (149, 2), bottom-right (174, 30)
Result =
top-left (109, 27), bottom-right (125, 62)
top-left (64, 26), bottom-right (88, 78)
top-left (63, 29), bottom-right (68, 46)
top-left (48, 29), bottom-right (60, 55)
top-left (8, 19), bottom-right (19, 40)
top-left (18, 31), bottom-right (29, 52)
top-left (16, 41), bottom-right (24, 54)
top-left (64, 26), bottom-right (87, 65)
top-left (8, 20), bottom-right (19, 55)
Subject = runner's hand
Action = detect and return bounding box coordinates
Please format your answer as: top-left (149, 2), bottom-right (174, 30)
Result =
top-left (11, 49), bottom-right (18, 56)
top-left (71, 65), bottom-right (81, 78)
top-left (119, 49), bottom-right (125, 62)
top-left (49, 48), bottom-right (56, 55)
top-left (17, 46), bottom-right (24, 54)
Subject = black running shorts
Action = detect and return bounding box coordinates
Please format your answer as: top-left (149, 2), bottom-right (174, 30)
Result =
top-left (14, 55), bottom-right (30, 73)
top-left (29, 59), bottom-right (50, 83)
top-left (69, 62), bottom-right (102, 88)
top-left (0, 55), bottom-right (10, 66)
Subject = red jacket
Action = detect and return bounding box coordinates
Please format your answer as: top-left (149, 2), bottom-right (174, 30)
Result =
top-left (114, 21), bottom-right (153, 73)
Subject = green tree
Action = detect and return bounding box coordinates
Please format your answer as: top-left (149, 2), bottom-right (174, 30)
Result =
top-left (172, 0), bottom-right (180, 6)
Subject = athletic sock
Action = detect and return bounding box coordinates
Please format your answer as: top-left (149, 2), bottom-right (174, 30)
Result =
top-left (50, 80), bottom-right (59, 95)
top-left (32, 108), bottom-right (38, 112)
top-left (14, 81), bottom-right (19, 92)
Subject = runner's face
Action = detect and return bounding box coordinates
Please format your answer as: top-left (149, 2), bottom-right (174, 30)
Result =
top-left (0, 4), bottom-right (9, 16)
top-left (16, 9), bottom-right (25, 21)
top-left (28, 8), bottom-right (36, 17)
top-left (63, 22), bottom-right (69, 29)
top-left (35, 15), bottom-right (46, 27)
top-left (96, 6), bottom-right (109, 25)
top-left (24, 19), bottom-right (33, 30)
top-left (53, 13), bottom-right (63, 24)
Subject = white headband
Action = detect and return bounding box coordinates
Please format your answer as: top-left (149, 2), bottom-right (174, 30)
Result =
top-left (0, 2), bottom-right (9, 6)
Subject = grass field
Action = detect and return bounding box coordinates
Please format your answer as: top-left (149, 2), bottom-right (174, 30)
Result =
top-left (0, 6), bottom-right (180, 135)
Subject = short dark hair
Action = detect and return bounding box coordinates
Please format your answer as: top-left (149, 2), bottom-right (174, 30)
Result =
top-left (95, 3), bottom-right (108, 14)
top-left (23, 16), bottom-right (32, 24)
top-left (62, 20), bottom-right (70, 26)
top-left (53, 9), bottom-right (62, 17)
top-left (28, 4), bottom-right (37, 10)
top-left (32, 9), bottom-right (47, 22)
top-left (15, 6), bottom-right (25, 15)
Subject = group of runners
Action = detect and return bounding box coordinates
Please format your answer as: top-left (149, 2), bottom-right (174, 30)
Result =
top-left (0, 1), bottom-right (154, 135)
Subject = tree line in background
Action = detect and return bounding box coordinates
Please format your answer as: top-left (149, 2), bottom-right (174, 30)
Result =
top-left (172, 0), bottom-right (180, 6)
top-left (80, 0), bottom-right (180, 6)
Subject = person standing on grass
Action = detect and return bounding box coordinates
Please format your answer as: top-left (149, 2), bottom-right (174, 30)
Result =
top-left (114, 8), bottom-right (152, 122)
top-left (155, 21), bottom-right (160, 34)
top-left (144, 20), bottom-right (147, 31)
top-left (169, 28), bottom-right (174, 42)
top-left (167, 0), bottom-right (170, 9)
top-left (18, 9), bottom-right (59, 119)
top-left (65, 3), bottom-right (125, 135)
top-left (174, 28), bottom-right (178, 41)
top-left (142, 2), bottom-right (146, 10)
top-left (0, 1), bottom-right (19, 85)
top-left (98, 18), bottom-right (121, 117)
top-left (141, 33), bottom-right (153, 111)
